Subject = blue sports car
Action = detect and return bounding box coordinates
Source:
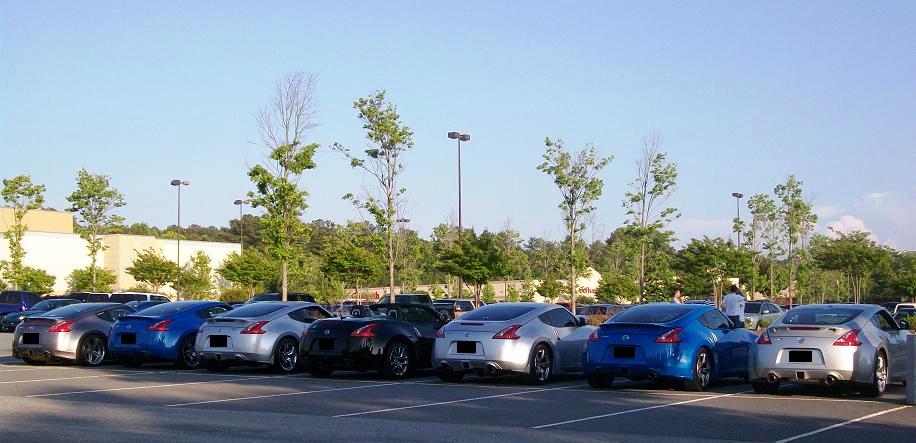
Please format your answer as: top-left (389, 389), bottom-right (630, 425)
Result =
top-left (583, 303), bottom-right (758, 391)
top-left (109, 301), bottom-right (232, 369)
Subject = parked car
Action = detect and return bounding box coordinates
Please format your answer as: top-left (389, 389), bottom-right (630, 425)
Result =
top-left (109, 292), bottom-right (170, 304)
top-left (892, 303), bottom-right (916, 314)
top-left (244, 292), bottom-right (316, 303)
top-left (196, 301), bottom-right (331, 373)
top-left (64, 292), bottom-right (111, 303)
top-left (892, 308), bottom-right (916, 321)
top-left (744, 301), bottom-right (784, 329)
top-left (433, 303), bottom-right (595, 385)
top-left (378, 294), bottom-right (434, 305)
top-left (11, 303), bottom-right (134, 366)
top-left (584, 303), bottom-right (758, 391)
top-left (433, 298), bottom-right (477, 320)
top-left (124, 300), bottom-right (167, 312)
top-left (110, 301), bottom-right (232, 369)
top-left (301, 303), bottom-right (449, 379)
top-left (881, 302), bottom-right (901, 313)
top-left (581, 304), bottom-right (626, 323)
top-left (0, 290), bottom-right (42, 317)
top-left (750, 304), bottom-right (910, 397)
top-left (1, 299), bottom-right (81, 332)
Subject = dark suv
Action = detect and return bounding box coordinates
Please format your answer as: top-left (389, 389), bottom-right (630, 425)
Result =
top-left (0, 291), bottom-right (42, 316)
top-left (245, 292), bottom-right (317, 303)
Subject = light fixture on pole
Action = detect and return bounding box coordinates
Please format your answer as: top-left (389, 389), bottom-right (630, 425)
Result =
top-left (171, 179), bottom-right (190, 299)
top-left (447, 131), bottom-right (470, 300)
top-left (731, 192), bottom-right (744, 248)
top-left (234, 199), bottom-right (247, 251)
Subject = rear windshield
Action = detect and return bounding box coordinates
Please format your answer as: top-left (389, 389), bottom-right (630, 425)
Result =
top-left (223, 303), bottom-right (285, 318)
top-left (611, 305), bottom-right (692, 324)
top-left (133, 302), bottom-right (197, 317)
top-left (782, 307), bottom-right (862, 325)
top-left (744, 302), bottom-right (761, 314)
top-left (40, 304), bottom-right (100, 317)
top-left (459, 305), bottom-right (536, 321)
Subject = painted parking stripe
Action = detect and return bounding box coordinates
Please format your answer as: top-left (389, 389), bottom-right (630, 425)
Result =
top-left (1, 370), bottom-right (163, 384)
top-left (26, 374), bottom-right (281, 397)
top-left (774, 405), bottom-right (910, 443)
top-left (334, 384), bottom-right (586, 418)
top-left (531, 390), bottom-right (751, 429)
top-left (165, 382), bottom-right (401, 407)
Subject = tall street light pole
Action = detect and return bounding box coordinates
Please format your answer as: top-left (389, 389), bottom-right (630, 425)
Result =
top-left (731, 192), bottom-right (744, 249)
top-left (447, 131), bottom-right (470, 300)
top-left (234, 199), bottom-right (247, 251)
top-left (171, 179), bottom-right (190, 299)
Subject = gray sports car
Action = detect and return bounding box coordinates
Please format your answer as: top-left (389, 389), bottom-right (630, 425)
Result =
top-left (433, 302), bottom-right (596, 385)
top-left (750, 304), bottom-right (910, 397)
top-left (196, 301), bottom-right (331, 373)
top-left (12, 303), bottom-right (134, 366)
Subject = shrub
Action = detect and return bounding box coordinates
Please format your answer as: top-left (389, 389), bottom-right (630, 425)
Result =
top-left (903, 314), bottom-right (916, 331)
top-left (219, 288), bottom-right (249, 303)
top-left (757, 317), bottom-right (775, 329)
top-left (586, 315), bottom-right (610, 326)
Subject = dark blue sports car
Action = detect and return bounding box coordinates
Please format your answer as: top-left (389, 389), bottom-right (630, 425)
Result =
top-left (583, 303), bottom-right (758, 391)
top-left (109, 301), bottom-right (232, 369)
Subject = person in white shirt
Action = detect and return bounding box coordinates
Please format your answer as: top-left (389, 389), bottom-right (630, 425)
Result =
top-left (722, 285), bottom-right (746, 328)
top-left (672, 289), bottom-right (683, 304)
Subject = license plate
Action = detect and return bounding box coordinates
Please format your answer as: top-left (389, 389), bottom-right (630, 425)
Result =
top-left (789, 350), bottom-right (812, 363)
top-left (614, 346), bottom-right (636, 359)
top-left (209, 335), bottom-right (228, 348)
top-left (318, 338), bottom-right (335, 351)
top-left (120, 333), bottom-right (136, 345)
top-left (457, 341), bottom-right (476, 354)
top-left (22, 333), bottom-right (39, 345)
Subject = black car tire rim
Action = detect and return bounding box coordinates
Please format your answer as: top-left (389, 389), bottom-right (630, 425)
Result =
top-left (278, 340), bottom-right (297, 371)
top-left (533, 346), bottom-right (551, 382)
top-left (696, 350), bottom-right (711, 388)
top-left (182, 338), bottom-right (200, 368)
top-left (83, 336), bottom-right (105, 365)
top-left (388, 343), bottom-right (409, 376)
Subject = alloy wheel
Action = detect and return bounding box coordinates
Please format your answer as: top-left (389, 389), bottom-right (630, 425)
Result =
top-left (278, 340), bottom-right (297, 371)
top-left (534, 346), bottom-right (552, 382)
top-left (182, 339), bottom-right (200, 368)
top-left (875, 354), bottom-right (887, 393)
top-left (388, 343), bottom-right (409, 376)
top-left (696, 351), bottom-right (711, 388)
top-left (84, 336), bottom-right (105, 365)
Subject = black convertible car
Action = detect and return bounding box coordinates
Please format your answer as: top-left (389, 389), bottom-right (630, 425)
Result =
top-left (300, 303), bottom-right (448, 379)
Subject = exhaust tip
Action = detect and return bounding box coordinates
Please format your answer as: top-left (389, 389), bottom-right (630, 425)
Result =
top-left (825, 375), bottom-right (838, 386)
top-left (485, 363), bottom-right (498, 375)
top-left (766, 373), bottom-right (780, 384)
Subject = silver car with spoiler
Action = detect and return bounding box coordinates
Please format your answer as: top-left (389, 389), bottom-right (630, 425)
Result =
top-left (433, 302), bottom-right (596, 385)
top-left (12, 303), bottom-right (134, 366)
top-left (750, 304), bottom-right (910, 397)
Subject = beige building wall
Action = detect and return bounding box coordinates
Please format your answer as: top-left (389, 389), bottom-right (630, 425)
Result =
top-left (0, 232), bottom-right (95, 293)
top-left (102, 234), bottom-right (160, 291)
top-left (0, 208), bottom-right (73, 234)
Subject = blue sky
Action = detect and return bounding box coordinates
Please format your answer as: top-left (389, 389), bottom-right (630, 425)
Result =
top-left (2, 1), bottom-right (915, 249)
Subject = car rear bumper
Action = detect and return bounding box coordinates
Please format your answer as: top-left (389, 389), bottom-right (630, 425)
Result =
top-left (301, 337), bottom-right (379, 370)
top-left (435, 357), bottom-right (528, 374)
top-left (12, 346), bottom-right (76, 361)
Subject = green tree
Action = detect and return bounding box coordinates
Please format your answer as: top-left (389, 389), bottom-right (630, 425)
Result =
top-left (126, 248), bottom-right (179, 293)
top-left (675, 237), bottom-right (753, 306)
top-left (175, 251), bottom-right (214, 299)
top-left (596, 273), bottom-right (639, 303)
top-left (65, 168), bottom-right (126, 291)
top-left (436, 228), bottom-right (499, 305)
top-left (18, 266), bottom-right (55, 294)
top-left (334, 91), bottom-right (414, 300)
top-left (430, 284), bottom-right (446, 300)
top-left (623, 132), bottom-right (679, 303)
top-left (218, 249), bottom-right (276, 296)
top-left (506, 284), bottom-right (520, 302)
top-left (249, 72), bottom-right (320, 301)
top-left (537, 137), bottom-right (612, 314)
top-left (746, 193), bottom-right (780, 298)
top-left (482, 283), bottom-right (496, 303)
top-left (67, 267), bottom-right (117, 292)
top-left (811, 231), bottom-right (885, 304)
top-left (321, 221), bottom-right (385, 303)
top-left (520, 277), bottom-right (537, 302)
top-left (1, 175), bottom-right (46, 289)
top-left (537, 275), bottom-right (564, 303)
top-left (775, 175), bottom-right (817, 304)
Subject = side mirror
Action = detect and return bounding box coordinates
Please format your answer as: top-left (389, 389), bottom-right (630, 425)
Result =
top-left (899, 320), bottom-right (910, 330)
top-left (454, 306), bottom-right (462, 312)
top-left (577, 316), bottom-right (587, 327)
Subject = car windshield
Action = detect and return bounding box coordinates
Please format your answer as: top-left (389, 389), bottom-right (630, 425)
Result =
top-left (223, 303), bottom-right (285, 318)
top-left (782, 307), bottom-right (863, 325)
top-left (40, 304), bottom-right (101, 317)
top-left (744, 302), bottom-right (762, 314)
top-left (133, 302), bottom-right (198, 317)
top-left (611, 305), bottom-right (693, 324)
top-left (458, 305), bottom-right (536, 321)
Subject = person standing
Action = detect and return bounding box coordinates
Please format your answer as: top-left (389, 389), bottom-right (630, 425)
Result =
top-left (672, 289), bottom-right (683, 304)
top-left (722, 285), bottom-right (746, 327)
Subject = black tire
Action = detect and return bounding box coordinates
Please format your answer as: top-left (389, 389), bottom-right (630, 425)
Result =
top-left (752, 380), bottom-right (780, 394)
top-left (309, 365), bottom-right (334, 378)
top-left (525, 344), bottom-right (553, 385)
top-left (380, 340), bottom-right (413, 380)
top-left (587, 373), bottom-right (613, 388)
top-left (205, 360), bottom-right (229, 372)
top-left (174, 335), bottom-right (201, 370)
top-left (269, 337), bottom-right (299, 374)
top-left (438, 371), bottom-right (465, 383)
top-left (76, 334), bottom-right (107, 367)
top-left (120, 357), bottom-right (143, 368)
top-left (861, 352), bottom-right (888, 398)
top-left (22, 357), bottom-right (46, 366)
top-left (683, 348), bottom-right (713, 392)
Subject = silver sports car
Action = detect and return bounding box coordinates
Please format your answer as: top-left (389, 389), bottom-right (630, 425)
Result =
top-left (196, 301), bottom-right (331, 373)
top-left (750, 304), bottom-right (910, 397)
top-left (12, 303), bottom-right (135, 366)
top-left (433, 302), bottom-right (596, 385)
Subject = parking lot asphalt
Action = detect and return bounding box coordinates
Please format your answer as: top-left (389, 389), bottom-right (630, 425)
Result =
top-left (0, 337), bottom-right (913, 443)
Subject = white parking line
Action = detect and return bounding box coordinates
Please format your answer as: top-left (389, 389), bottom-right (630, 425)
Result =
top-left (26, 374), bottom-right (280, 397)
top-left (531, 390), bottom-right (751, 429)
top-left (334, 384), bottom-right (586, 418)
top-left (165, 382), bottom-right (401, 407)
top-left (773, 405), bottom-right (910, 443)
top-left (0, 370), bottom-right (162, 384)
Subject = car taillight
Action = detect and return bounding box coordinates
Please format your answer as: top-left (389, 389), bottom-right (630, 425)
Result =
top-left (435, 327), bottom-right (445, 338)
top-left (655, 327), bottom-right (683, 343)
top-left (757, 330), bottom-right (772, 344)
top-left (350, 323), bottom-right (377, 338)
top-left (492, 325), bottom-right (522, 340)
top-left (833, 329), bottom-right (862, 346)
top-left (588, 330), bottom-right (600, 342)
top-left (147, 319), bottom-right (172, 332)
top-left (240, 320), bottom-right (269, 334)
top-left (48, 320), bottom-right (75, 333)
